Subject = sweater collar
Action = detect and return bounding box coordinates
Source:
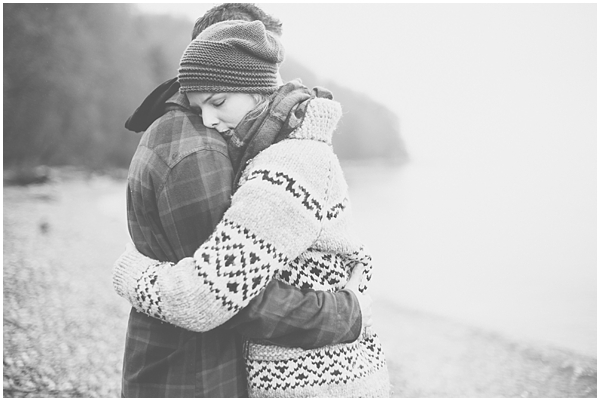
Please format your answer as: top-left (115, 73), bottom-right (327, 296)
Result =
top-left (227, 80), bottom-right (337, 191)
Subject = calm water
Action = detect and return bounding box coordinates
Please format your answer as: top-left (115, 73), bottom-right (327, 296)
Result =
top-left (345, 162), bottom-right (596, 357)
top-left (337, 6), bottom-right (596, 355)
top-left (100, 160), bottom-right (595, 357)
top-left (134, 0), bottom-right (596, 357)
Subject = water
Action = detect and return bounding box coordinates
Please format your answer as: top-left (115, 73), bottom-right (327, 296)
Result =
top-left (334, 4), bottom-right (596, 358)
top-left (345, 162), bottom-right (596, 357)
top-left (98, 159), bottom-right (595, 357)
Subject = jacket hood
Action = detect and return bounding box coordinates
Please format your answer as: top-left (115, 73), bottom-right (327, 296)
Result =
top-left (125, 77), bottom-right (180, 133)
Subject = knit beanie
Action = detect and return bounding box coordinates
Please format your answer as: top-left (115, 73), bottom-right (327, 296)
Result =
top-left (178, 20), bottom-right (285, 94)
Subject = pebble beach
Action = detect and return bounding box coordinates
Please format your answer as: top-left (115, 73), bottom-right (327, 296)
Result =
top-left (3, 171), bottom-right (596, 397)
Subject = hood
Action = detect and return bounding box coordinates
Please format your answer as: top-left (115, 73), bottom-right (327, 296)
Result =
top-left (125, 77), bottom-right (180, 133)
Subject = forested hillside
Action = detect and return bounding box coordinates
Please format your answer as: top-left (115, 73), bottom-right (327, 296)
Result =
top-left (279, 59), bottom-right (408, 163)
top-left (4, 4), bottom-right (407, 170)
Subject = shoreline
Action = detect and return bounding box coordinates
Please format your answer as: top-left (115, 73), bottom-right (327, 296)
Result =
top-left (373, 300), bottom-right (596, 397)
top-left (3, 172), bottom-right (596, 397)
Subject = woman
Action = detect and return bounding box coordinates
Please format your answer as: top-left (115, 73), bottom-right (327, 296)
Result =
top-left (113, 19), bottom-right (390, 397)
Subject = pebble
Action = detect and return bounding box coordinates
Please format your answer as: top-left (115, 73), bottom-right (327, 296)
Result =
top-left (4, 177), bottom-right (131, 397)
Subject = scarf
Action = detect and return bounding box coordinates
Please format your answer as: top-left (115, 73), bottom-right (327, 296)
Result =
top-left (227, 80), bottom-right (333, 191)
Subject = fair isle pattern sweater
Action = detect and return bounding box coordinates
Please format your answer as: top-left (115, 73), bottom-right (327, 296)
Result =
top-left (113, 97), bottom-right (391, 398)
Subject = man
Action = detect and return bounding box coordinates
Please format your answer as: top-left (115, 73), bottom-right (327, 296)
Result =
top-left (121, 4), bottom-right (368, 397)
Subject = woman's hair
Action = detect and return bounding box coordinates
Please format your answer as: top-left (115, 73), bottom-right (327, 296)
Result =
top-left (245, 93), bottom-right (271, 121)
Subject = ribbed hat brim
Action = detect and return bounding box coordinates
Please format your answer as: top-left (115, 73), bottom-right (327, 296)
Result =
top-left (178, 41), bottom-right (280, 93)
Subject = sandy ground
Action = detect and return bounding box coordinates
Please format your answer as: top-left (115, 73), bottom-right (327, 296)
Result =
top-left (3, 171), bottom-right (597, 397)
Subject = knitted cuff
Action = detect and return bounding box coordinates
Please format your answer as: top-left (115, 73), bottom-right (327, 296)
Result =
top-left (112, 244), bottom-right (158, 301)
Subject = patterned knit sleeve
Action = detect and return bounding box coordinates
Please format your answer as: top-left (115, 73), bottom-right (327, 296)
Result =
top-left (113, 139), bottom-right (334, 332)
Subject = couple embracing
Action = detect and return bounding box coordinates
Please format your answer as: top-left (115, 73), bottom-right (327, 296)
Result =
top-left (113, 3), bottom-right (391, 398)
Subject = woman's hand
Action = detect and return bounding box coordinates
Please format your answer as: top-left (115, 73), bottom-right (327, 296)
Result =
top-left (344, 263), bottom-right (373, 328)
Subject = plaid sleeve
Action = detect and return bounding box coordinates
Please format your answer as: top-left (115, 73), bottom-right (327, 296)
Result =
top-left (124, 132), bottom-right (361, 348)
top-left (157, 148), bottom-right (233, 260)
top-left (223, 280), bottom-right (362, 349)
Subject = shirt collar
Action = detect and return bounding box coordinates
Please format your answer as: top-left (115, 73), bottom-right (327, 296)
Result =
top-left (166, 90), bottom-right (192, 111)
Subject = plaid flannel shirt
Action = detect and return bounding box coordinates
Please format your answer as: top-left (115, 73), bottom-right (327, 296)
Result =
top-left (122, 91), bottom-right (361, 397)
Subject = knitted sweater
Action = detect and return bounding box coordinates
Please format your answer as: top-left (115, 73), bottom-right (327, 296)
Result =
top-left (113, 97), bottom-right (391, 397)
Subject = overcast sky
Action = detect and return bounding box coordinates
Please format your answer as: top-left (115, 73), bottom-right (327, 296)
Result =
top-left (135, 3), bottom-right (596, 354)
top-left (136, 3), bottom-right (595, 166)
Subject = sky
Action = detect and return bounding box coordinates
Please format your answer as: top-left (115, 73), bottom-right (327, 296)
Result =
top-left (134, 3), bottom-right (596, 252)
top-left (135, 3), bottom-right (597, 354)
top-left (136, 3), bottom-right (595, 164)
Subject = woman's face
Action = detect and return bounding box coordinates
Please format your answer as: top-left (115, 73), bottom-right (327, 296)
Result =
top-left (187, 92), bottom-right (258, 134)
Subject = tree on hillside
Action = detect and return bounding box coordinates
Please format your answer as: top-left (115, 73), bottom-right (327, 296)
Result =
top-left (280, 57), bottom-right (408, 163)
top-left (4, 4), bottom-right (408, 171)
top-left (4, 4), bottom-right (151, 169)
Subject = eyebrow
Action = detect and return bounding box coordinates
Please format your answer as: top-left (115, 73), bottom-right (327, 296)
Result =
top-left (200, 93), bottom-right (216, 104)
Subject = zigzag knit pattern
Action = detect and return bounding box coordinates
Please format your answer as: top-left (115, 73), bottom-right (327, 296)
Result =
top-left (247, 333), bottom-right (389, 398)
top-left (112, 97), bottom-right (391, 397)
top-left (278, 248), bottom-right (372, 292)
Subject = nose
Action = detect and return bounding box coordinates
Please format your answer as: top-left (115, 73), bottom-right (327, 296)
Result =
top-left (201, 109), bottom-right (219, 129)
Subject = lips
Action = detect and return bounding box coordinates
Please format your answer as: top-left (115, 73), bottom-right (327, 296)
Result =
top-left (218, 129), bottom-right (233, 139)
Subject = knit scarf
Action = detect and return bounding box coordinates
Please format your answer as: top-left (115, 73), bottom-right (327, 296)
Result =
top-left (227, 80), bottom-right (333, 191)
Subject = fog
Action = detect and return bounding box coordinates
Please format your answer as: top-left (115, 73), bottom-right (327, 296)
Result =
top-left (139, 3), bottom-right (597, 356)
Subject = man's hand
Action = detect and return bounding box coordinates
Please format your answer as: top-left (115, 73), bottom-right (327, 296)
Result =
top-left (344, 263), bottom-right (373, 328)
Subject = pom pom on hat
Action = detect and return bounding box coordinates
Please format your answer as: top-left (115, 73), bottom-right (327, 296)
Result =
top-left (178, 20), bottom-right (285, 94)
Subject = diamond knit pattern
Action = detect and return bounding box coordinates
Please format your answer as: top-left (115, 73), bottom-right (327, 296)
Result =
top-left (112, 98), bottom-right (391, 397)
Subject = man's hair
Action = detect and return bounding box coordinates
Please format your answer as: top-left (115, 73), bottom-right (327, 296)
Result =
top-left (192, 3), bottom-right (283, 40)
